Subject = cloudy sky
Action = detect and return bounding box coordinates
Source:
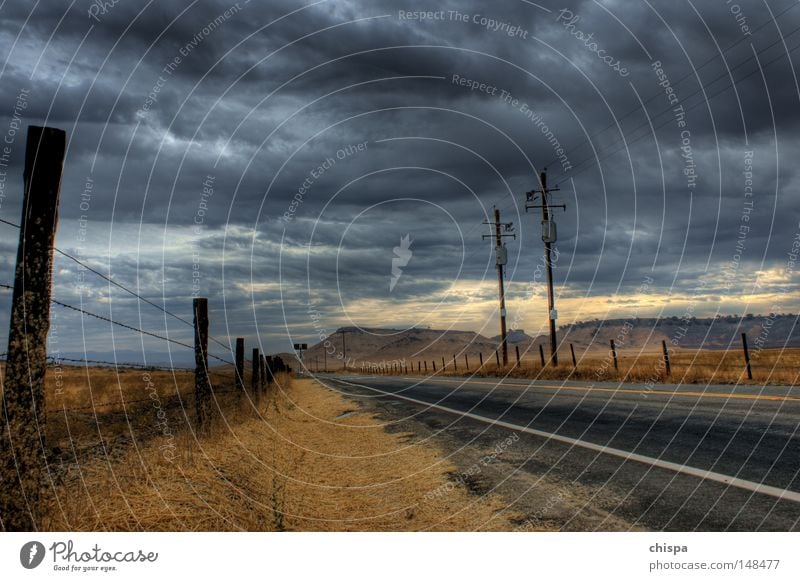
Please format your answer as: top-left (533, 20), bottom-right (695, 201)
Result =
top-left (0, 0), bottom-right (798, 363)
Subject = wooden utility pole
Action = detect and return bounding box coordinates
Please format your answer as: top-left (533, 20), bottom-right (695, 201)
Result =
top-left (0, 126), bottom-right (66, 531)
top-left (235, 337), bottom-right (245, 391)
top-left (483, 207), bottom-right (515, 366)
top-left (526, 170), bottom-right (565, 366)
top-left (193, 298), bottom-right (210, 427)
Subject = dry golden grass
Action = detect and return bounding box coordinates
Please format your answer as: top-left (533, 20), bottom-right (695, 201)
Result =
top-left (42, 376), bottom-right (522, 531)
top-left (391, 348), bottom-right (800, 385)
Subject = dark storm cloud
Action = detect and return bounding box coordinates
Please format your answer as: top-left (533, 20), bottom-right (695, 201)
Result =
top-left (1, 0), bottom-right (799, 354)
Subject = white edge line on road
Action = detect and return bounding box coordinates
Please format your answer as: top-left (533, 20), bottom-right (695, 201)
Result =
top-left (326, 376), bottom-right (800, 505)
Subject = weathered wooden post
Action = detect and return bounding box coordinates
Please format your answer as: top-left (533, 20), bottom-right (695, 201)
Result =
top-left (441, 356), bottom-right (445, 371)
top-left (453, 354), bottom-right (458, 371)
top-left (193, 298), bottom-right (211, 427)
top-left (0, 126), bottom-right (66, 531)
top-left (235, 337), bottom-right (245, 391)
top-left (661, 340), bottom-right (671, 376)
top-left (432, 360), bottom-right (436, 372)
top-left (515, 345), bottom-right (520, 367)
top-left (260, 355), bottom-right (267, 389)
top-left (610, 339), bottom-right (618, 371)
top-left (252, 348), bottom-right (260, 393)
top-left (539, 344), bottom-right (545, 367)
top-left (424, 361), bottom-right (428, 372)
top-left (479, 352), bottom-right (484, 367)
top-left (570, 343), bottom-right (577, 368)
top-left (465, 354), bottom-right (469, 370)
top-left (742, 332), bottom-right (753, 380)
top-left (495, 350), bottom-right (500, 366)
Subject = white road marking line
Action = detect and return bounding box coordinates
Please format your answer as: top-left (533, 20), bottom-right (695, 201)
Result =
top-left (403, 376), bottom-right (800, 402)
top-left (326, 376), bottom-right (800, 504)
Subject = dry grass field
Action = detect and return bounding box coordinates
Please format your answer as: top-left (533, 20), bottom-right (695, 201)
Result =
top-left (386, 348), bottom-right (800, 385)
top-left (4, 364), bottom-right (524, 531)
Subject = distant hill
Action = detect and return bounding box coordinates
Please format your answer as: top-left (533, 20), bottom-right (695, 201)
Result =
top-left (291, 314), bottom-right (800, 369)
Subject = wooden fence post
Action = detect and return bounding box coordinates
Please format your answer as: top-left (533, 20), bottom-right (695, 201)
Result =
top-left (610, 339), bottom-right (618, 371)
top-left (570, 343), bottom-right (577, 367)
top-left (465, 354), bottom-right (469, 370)
top-left (260, 355), bottom-right (267, 389)
top-left (193, 297), bottom-right (211, 427)
top-left (453, 355), bottom-right (457, 371)
top-left (432, 360), bottom-right (437, 372)
top-left (0, 126), bottom-right (66, 531)
top-left (515, 345), bottom-right (520, 367)
top-left (479, 352), bottom-right (484, 367)
top-left (235, 337), bottom-right (245, 391)
top-left (742, 332), bottom-right (753, 380)
top-left (539, 344), bottom-right (545, 367)
top-left (424, 361), bottom-right (428, 373)
top-left (661, 340), bottom-right (671, 376)
top-left (441, 356), bottom-right (445, 371)
top-left (495, 350), bottom-right (500, 366)
top-left (252, 348), bottom-right (260, 394)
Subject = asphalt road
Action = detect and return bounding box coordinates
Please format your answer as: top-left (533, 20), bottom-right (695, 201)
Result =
top-left (316, 373), bottom-right (800, 531)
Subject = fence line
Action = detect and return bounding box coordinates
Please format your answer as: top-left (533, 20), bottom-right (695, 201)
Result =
top-left (353, 333), bottom-right (780, 382)
top-left (2, 282), bottom-right (234, 366)
top-left (0, 218), bottom-right (233, 353)
top-left (0, 126), bottom-right (291, 530)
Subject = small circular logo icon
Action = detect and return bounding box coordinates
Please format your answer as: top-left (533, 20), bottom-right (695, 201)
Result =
top-left (20, 541), bottom-right (45, 569)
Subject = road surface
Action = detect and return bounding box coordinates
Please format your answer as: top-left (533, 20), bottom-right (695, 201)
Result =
top-left (316, 373), bottom-right (800, 531)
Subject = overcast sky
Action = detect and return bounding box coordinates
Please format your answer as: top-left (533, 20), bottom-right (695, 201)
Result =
top-left (0, 0), bottom-right (798, 363)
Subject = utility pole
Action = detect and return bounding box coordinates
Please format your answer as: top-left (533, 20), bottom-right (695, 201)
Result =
top-left (526, 170), bottom-right (565, 366)
top-left (483, 207), bottom-right (515, 366)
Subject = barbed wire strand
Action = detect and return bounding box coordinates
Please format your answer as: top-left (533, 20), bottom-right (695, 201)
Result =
top-left (0, 218), bottom-right (235, 353)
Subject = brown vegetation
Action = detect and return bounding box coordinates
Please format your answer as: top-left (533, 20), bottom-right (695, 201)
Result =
top-left (36, 368), bottom-right (521, 531)
top-left (367, 348), bottom-right (800, 385)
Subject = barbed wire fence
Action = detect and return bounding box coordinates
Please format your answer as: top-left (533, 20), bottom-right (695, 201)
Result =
top-left (0, 126), bottom-right (292, 530)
